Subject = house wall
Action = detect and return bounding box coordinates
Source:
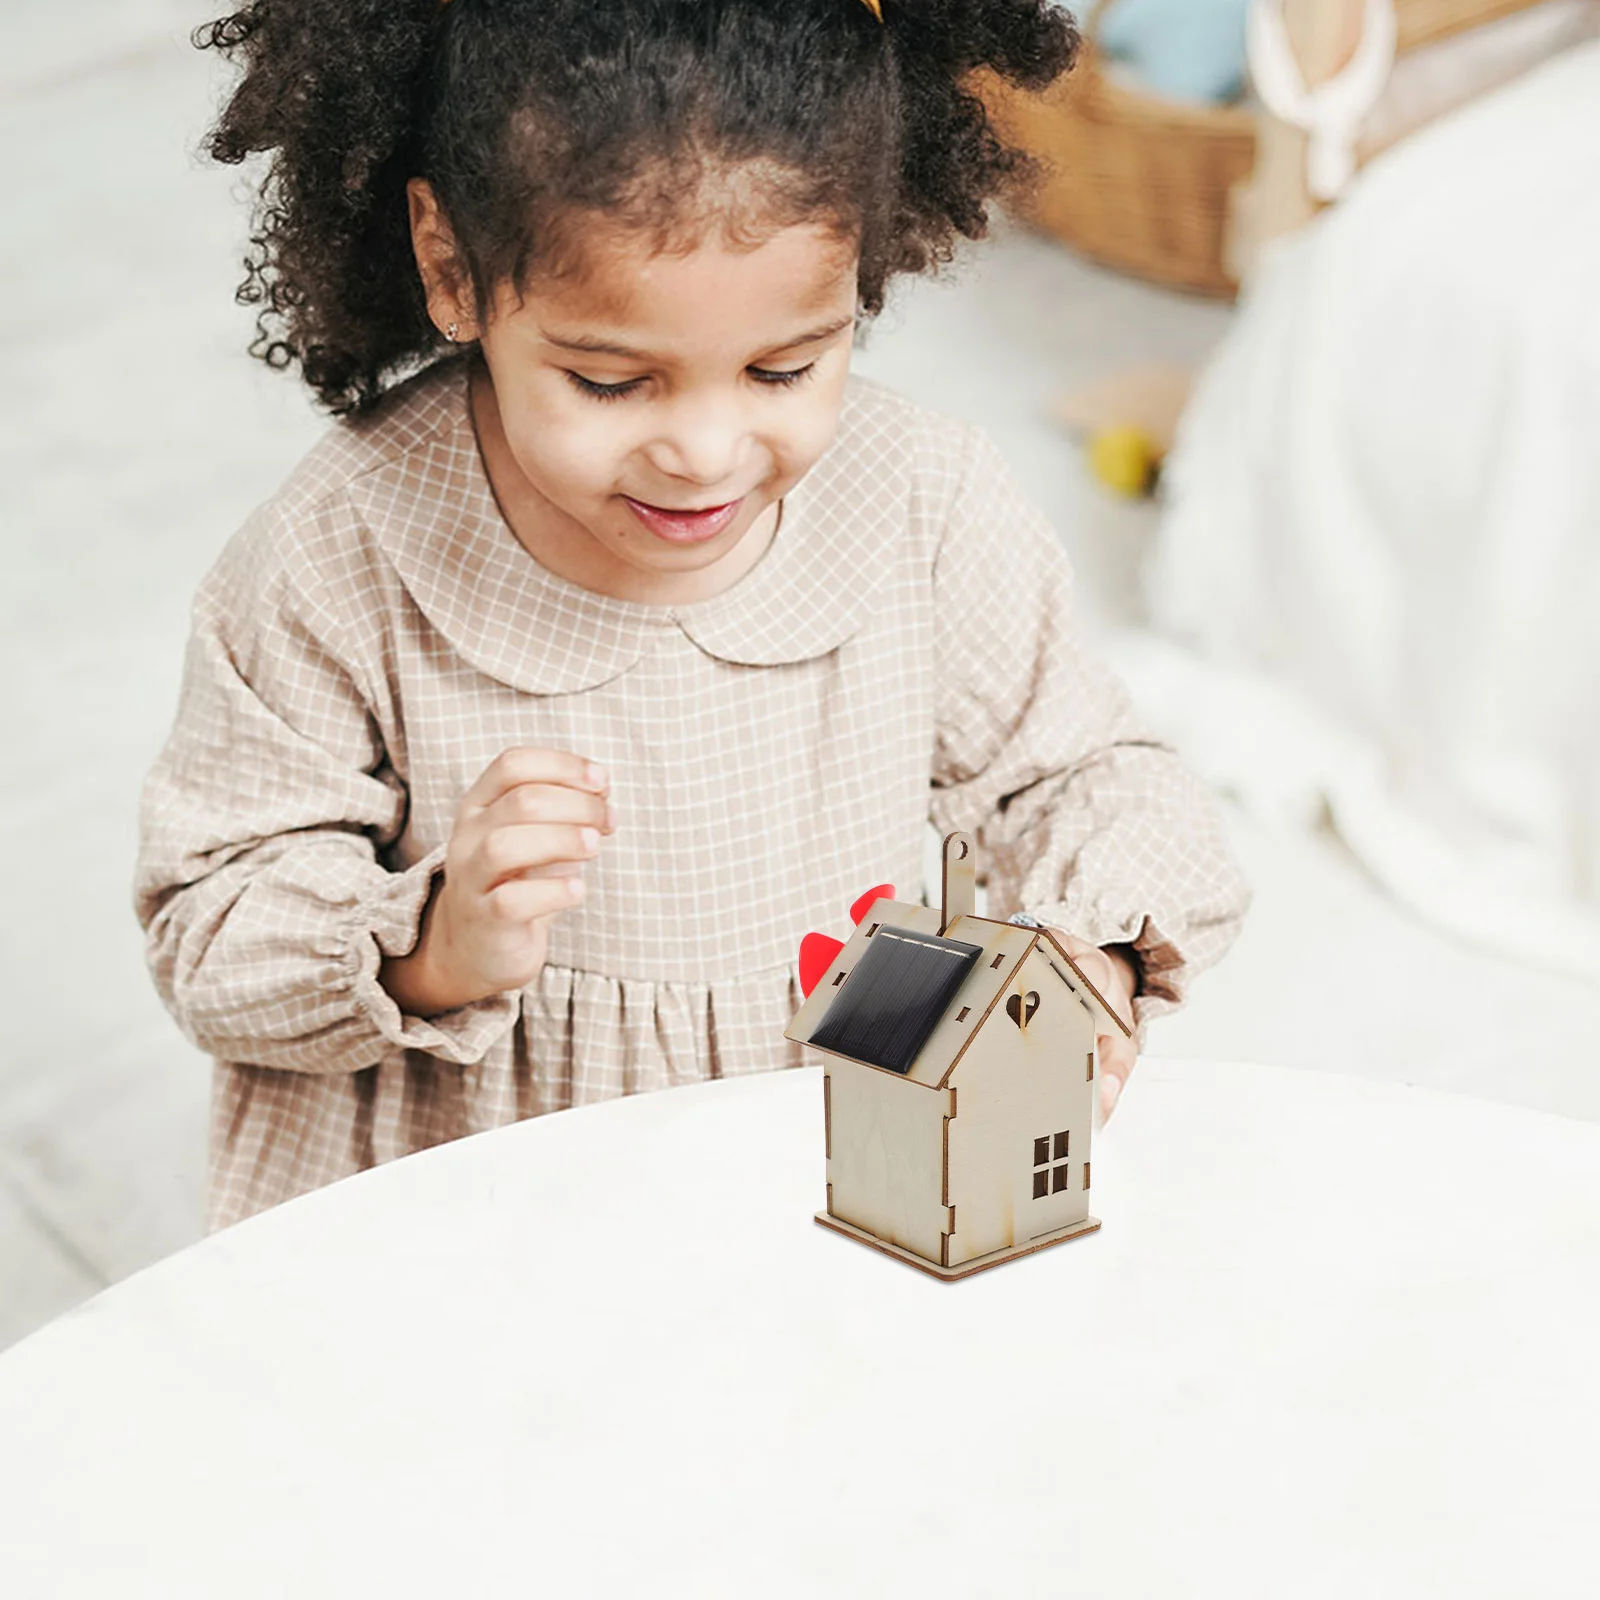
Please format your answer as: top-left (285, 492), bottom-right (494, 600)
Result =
top-left (945, 951), bottom-right (1097, 1266)
top-left (823, 1058), bottom-right (951, 1263)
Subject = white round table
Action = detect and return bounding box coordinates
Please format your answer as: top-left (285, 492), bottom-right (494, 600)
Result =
top-left (2, 1060), bottom-right (1597, 1597)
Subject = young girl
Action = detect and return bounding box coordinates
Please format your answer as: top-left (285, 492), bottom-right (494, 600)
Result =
top-left (136, 0), bottom-right (1250, 1230)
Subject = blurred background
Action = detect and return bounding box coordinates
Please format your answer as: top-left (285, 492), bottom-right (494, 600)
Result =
top-left (5, 0), bottom-right (1599, 1348)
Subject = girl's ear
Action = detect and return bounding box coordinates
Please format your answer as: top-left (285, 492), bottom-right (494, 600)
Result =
top-left (407, 178), bottom-right (478, 341)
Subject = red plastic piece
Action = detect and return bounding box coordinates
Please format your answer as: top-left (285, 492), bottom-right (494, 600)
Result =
top-left (849, 883), bottom-right (896, 926)
top-left (799, 932), bottom-right (847, 998)
top-left (797, 884), bottom-right (895, 997)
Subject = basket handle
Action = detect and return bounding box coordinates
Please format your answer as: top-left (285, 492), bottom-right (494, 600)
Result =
top-left (1248, 0), bottom-right (1396, 199)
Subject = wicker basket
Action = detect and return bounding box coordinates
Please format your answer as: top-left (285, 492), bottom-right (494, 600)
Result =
top-left (980, 5), bottom-right (1260, 299)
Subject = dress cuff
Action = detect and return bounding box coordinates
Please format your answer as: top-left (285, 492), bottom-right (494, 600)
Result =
top-left (335, 843), bottom-right (523, 1064)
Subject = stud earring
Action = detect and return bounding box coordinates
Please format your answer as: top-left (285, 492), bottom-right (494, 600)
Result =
top-left (444, 321), bottom-right (460, 343)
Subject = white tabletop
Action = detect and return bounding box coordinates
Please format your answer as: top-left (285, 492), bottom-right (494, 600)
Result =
top-left (1, 1059), bottom-right (1597, 1598)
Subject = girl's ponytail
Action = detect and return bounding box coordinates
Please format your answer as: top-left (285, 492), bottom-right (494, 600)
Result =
top-left (195, 1), bottom-right (443, 415)
top-left (874, 0), bottom-right (1080, 289)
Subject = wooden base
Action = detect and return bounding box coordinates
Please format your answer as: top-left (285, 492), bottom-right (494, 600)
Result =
top-left (814, 1211), bottom-right (1101, 1282)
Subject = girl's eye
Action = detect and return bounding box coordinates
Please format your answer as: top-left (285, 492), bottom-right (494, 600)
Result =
top-left (565, 371), bottom-right (643, 402)
top-left (749, 362), bottom-right (817, 389)
top-left (564, 363), bottom-right (818, 401)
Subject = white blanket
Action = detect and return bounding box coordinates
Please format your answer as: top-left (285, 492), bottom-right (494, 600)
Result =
top-left (1131, 40), bottom-right (1600, 979)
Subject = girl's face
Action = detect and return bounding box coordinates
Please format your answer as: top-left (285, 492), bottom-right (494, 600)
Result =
top-left (412, 183), bottom-right (860, 604)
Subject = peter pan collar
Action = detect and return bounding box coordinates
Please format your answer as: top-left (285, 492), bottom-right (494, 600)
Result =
top-left (347, 360), bottom-right (897, 695)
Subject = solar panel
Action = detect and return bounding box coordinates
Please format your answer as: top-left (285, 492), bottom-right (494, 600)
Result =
top-left (808, 925), bottom-right (985, 1075)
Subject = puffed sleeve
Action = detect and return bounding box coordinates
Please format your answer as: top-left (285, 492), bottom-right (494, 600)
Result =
top-left (133, 504), bottom-right (522, 1074)
top-left (927, 425), bottom-right (1251, 1035)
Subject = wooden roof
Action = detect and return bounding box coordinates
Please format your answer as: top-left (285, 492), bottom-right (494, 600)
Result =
top-left (785, 897), bottom-right (1132, 1089)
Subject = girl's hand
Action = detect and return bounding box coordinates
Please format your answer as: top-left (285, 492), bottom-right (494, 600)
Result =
top-left (1047, 930), bottom-right (1139, 1125)
top-left (381, 748), bottom-right (614, 1016)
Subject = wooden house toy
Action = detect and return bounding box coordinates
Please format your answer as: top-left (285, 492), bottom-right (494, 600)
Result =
top-left (785, 831), bottom-right (1133, 1281)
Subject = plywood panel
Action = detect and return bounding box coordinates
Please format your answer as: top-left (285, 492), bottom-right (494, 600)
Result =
top-left (910, 918), bottom-right (1036, 1087)
top-left (815, 1211), bottom-right (1100, 1282)
top-left (823, 1061), bottom-right (951, 1264)
top-left (945, 951), bottom-right (1097, 1267)
top-left (939, 829), bottom-right (976, 933)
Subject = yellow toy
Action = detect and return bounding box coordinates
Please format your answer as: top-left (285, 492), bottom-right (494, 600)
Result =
top-left (1055, 362), bottom-right (1195, 502)
top-left (1089, 424), bottom-right (1162, 497)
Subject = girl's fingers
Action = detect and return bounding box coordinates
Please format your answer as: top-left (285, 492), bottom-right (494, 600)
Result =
top-left (1051, 928), bottom-right (1113, 988)
top-left (1097, 1031), bottom-right (1137, 1124)
top-left (1102, 1023), bottom-right (1138, 1076)
top-left (1048, 926), bottom-right (1135, 1040)
top-left (474, 821), bottom-right (603, 893)
top-left (1042, 926), bottom-right (1136, 1122)
top-left (1098, 1078), bottom-right (1122, 1126)
top-left (482, 779), bottom-right (615, 834)
top-left (484, 872), bottom-right (586, 924)
top-left (461, 747), bottom-right (609, 818)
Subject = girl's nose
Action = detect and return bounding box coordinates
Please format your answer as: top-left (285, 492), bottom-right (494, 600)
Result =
top-left (646, 391), bottom-right (750, 489)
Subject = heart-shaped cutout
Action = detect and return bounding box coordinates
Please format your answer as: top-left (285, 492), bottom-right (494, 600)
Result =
top-left (1006, 991), bottom-right (1040, 1028)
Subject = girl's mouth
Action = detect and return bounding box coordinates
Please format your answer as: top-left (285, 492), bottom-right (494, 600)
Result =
top-left (622, 494), bottom-right (744, 544)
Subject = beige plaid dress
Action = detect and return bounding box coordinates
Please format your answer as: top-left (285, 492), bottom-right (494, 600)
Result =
top-left (134, 356), bottom-right (1250, 1229)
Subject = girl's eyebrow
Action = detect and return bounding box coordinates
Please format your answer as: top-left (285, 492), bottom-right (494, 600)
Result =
top-left (539, 313), bottom-right (857, 363)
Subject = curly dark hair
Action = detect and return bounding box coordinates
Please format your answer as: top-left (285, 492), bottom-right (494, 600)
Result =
top-left (195, 0), bottom-right (1080, 415)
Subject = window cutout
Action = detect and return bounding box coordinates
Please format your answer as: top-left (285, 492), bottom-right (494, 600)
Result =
top-left (1083, 1161), bottom-right (1091, 1190)
top-left (1052, 1164), bottom-right (1071, 1193)
top-left (865, 922), bottom-right (880, 938)
top-left (1033, 1136), bottom-right (1050, 1166)
top-left (1053, 1130), bottom-right (1069, 1161)
top-left (991, 953), bottom-right (1005, 969)
top-left (1033, 1170), bottom-right (1049, 1200)
top-left (956, 1005), bottom-right (971, 1022)
top-left (831, 970), bottom-right (846, 986)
